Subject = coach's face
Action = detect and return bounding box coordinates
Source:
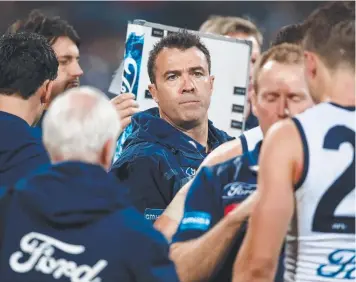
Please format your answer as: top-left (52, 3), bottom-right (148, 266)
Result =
top-left (253, 61), bottom-right (314, 135)
top-left (50, 36), bottom-right (83, 104)
top-left (149, 47), bottom-right (214, 129)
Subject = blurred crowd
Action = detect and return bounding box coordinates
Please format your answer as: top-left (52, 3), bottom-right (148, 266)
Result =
top-left (0, 1), bottom-right (326, 91)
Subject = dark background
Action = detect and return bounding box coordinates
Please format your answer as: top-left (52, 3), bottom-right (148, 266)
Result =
top-left (0, 1), bottom-right (326, 92)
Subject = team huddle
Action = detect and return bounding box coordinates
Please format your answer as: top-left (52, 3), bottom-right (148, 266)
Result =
top-left (0, 1), bottom-right (354, 282)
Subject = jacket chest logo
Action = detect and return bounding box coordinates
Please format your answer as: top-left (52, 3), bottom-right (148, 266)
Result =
top-left (185, 167), bottom-right (197, 177)
top-left (222, 182), bottom-right (256, 199)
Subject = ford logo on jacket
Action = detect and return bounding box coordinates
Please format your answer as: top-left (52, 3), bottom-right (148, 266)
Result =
top-left (0, 161), bottom-right (179, 282)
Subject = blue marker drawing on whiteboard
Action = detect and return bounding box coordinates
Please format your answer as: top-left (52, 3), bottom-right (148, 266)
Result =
top-left (113, 30), bottom-right (144, 163)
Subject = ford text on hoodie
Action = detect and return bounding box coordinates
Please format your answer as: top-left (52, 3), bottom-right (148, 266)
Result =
top-left (0, 161), bottom-right (179, 282)
top-left (110, 107), bottom-right (234, 220)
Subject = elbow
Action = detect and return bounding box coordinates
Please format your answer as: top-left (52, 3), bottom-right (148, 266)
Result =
top-left (154, 215), bottom-right (178, 242)
top-left (169, 243), bottom-right (188, 282)
top-left (170, 243), bottom-right (206, 282)
top-left (235, 257), bottom-right (277, 282)
top-left (249, 263), bottom-right (275, 281)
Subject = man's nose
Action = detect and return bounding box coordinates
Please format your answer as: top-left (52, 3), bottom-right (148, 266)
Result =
top-left (277, 97), bottom-right (290, 118)
top-left (181, 74), bottom-right (195, 93)
top-left (70, 60), bottom-right (84, 77)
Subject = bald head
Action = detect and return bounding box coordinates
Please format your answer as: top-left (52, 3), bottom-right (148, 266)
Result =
top-left (43, 86), bottom-right (121, 170)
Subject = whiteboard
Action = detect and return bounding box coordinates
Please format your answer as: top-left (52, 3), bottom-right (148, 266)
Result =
top-left (110, 20), bottom-right (251, 162)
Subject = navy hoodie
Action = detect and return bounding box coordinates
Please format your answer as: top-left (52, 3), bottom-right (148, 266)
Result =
top-left (110, 107), bottom-right (234, 220)
top-left (0, 161), bottom-right (179, 282)
top-left (0, 111), bottom-right (50, 187)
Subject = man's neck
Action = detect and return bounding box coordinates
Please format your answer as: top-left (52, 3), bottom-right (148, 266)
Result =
top-left (323, 68), bottom-right (355, 106)
top-left (160, 112), bottom-right (210, 150)
top-left (51, 154), bottom-right (108, 171)
top-left (0, 94), bottom-right (36, 125)
top-left (180, 121), bottom-right (209, 150)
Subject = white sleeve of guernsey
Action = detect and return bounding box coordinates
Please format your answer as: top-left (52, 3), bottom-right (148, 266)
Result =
top-left (244, 126), bottom-right (263, 151)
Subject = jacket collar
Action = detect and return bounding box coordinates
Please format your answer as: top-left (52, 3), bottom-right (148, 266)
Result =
top-left (126, 107), bottom-right (227, 154)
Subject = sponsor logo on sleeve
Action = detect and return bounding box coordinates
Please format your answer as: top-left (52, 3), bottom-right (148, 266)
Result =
top-left (180, 211), bottom-right (211, 231)
top-left (144, 208), bottom-right (164, 222)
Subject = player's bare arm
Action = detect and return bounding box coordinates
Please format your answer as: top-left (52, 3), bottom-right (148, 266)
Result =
top-left (202, 138), bottom-right (243, 166)
top-left (154, 181), bottom-right (192, 241)
top-left (154, 138), bottom-right (243, 240)
top-left (233, 119), bottom-right (303, 282)
top-left (170, 192), bottom-right (257, 282)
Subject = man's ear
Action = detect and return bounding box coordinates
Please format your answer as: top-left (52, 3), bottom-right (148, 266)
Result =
top-left (101, 138), bottom-right (115, 171)
top-left (250, 91), bottom-right (258, 117)
top-left (209, 75), bottom-right (215, 95)
top-left (148, 83), bottom-right (159, 104)
top-left (304, 51), bottom-right (317, 81)
top-left (40, 80), bottom-right (53, 106)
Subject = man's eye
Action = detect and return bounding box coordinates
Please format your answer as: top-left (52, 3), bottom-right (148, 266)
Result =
top-left (167, 74), bottom-right (177, 80)
top-left (290, 95), bottom-right (302, 102)
top-left (266, 95), bottom-right (277, 102)
top-left (59, 60), bottom-right (69, 65)
top-left (193, 72), bottom-right (203, 77)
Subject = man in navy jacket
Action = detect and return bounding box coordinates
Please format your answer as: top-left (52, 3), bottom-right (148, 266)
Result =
top-left (0, 86), bottom-right (179, 282)
top-left (0, 32), bottom-right (58, 187)
top-left (111, 31), bottom-right (233, 220)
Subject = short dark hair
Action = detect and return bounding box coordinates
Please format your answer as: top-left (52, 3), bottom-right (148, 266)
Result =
top-left (147, 31), bottom-right (211, 84)
top-left (0, 32), bottom-right (58, 99)
top-left (7, 9), bottom-right (80, 47)
top-left (271, 23), bottom-right (305, 47)
top-left (303, 1), bottom-right (355, 69)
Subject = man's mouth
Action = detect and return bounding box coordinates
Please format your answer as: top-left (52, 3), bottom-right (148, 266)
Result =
top-left (180, 100), bottom-right (200, 105)
top-left (67, 81), bottom-right (80, 89)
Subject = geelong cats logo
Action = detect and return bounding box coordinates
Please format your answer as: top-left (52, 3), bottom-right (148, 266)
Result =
top-left (121, 57), bottom-right (138, 94)
top-left (9, 232), bottom-right (108, 282)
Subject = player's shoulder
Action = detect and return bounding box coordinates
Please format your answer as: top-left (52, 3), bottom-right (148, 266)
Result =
top-left (267, 119), bottom-right (298, 139)
top-left (294, 102), bottom-right (334, 123)
top-left (214, 155), bottom-right (244, 175)
top-left (239, 126), bottom-right (263, 153)
top-left (240, 126), bottom-right (263, 140)
top-left (201, 153), bottom-right (248, 188)
top-left (191, 156), bottom-right (243, 198)
top-left (295, 102), bottom-right (355, 132)
top-left (263, 119), bottom-right (301, 154)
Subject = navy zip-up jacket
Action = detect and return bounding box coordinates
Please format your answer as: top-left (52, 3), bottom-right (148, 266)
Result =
top-left (0, 161), bottom-right (179, 282)
top-left (110, 107), bottom-right (234, 220)
top-left (0, 111), bottom-right (50, 187)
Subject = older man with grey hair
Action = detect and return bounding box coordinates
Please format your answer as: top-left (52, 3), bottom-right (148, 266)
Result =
top-left (0, 86), bottom-right (179, 282)
top-left (42, 86), bottom-right (121, 169)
